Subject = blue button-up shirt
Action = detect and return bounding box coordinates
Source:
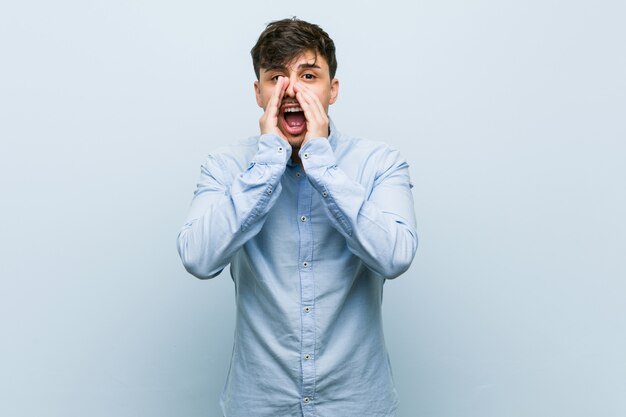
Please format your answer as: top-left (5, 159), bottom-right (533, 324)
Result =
top-left (177, 121), bottom-right (417, 417)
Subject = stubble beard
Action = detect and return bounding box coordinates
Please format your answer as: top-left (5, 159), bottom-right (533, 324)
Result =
top-left (282, 128), bottom-right (307, 151)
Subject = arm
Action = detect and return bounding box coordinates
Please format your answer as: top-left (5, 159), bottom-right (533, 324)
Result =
top-left (293, 81), bottom-right (417, 279)
top-left (177, 77), bottom-right (292, 279)
top-left (301, 138), bottom-right (418, 279)
top-left (176, 135), bottom-right (291, 279)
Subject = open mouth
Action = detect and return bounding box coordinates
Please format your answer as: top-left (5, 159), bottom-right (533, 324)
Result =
top-left (281, 106), bottom-right (307, 136)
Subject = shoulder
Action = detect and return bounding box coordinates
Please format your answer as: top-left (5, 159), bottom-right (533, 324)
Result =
top-left (202, 136), bottom-right (260, 173)
top-left (196, 136), bottom-right (260, 187)
top-left (334, 132), bottom-right (408, 174)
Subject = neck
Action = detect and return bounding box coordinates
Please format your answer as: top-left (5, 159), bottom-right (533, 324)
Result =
top-left (291, 148), bottom-right (302, 166)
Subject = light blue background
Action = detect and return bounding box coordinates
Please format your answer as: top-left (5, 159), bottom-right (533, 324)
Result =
top-left (1, 0), bottom-right (624, 416)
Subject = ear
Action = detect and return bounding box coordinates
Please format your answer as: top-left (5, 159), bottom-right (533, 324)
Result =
top-left (329, 78), bottom-right (339, 105)
top-left (254, 80), bottom-right (264, 108)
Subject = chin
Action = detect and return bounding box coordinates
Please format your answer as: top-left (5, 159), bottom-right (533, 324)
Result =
top-left (283, 132), bottom-right (307, 149)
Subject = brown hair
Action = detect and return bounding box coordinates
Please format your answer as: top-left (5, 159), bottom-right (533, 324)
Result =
top-left (251, 17), bottom-right (337, 80)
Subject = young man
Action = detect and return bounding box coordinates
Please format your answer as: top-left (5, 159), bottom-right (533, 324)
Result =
top-left (177, 18), bottom-right (418, 417)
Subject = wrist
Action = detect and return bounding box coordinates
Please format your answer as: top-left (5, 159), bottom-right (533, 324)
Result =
top-left (257, 134), bottom-right (292, 164)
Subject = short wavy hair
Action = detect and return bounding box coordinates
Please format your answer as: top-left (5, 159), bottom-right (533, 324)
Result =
top-left (251, 17), bottom-right (337, 80)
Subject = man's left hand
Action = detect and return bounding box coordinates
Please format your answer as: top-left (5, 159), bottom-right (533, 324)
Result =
top-left (294, 82), bottom-right (329, 146)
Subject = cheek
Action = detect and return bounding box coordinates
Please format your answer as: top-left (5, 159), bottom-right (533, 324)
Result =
top-left (259, 92), bottom-right (271, 108)
top-left (310, 85), bottom-right (329, 101)
top-left (318, 89), bottom-right (332, 106)
top-left (257, 85), bottom-right (272, 107)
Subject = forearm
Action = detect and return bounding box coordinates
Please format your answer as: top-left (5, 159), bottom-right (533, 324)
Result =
top-left (301, 138), bottom-right (418, 279)
top-left (177, 134), bottom-right (290, 279)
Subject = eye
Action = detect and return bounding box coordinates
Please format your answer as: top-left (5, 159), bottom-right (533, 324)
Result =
top-left (270, 75), bottom-right (283, 82)
top-left (303, 73), bottom-right (316, 80)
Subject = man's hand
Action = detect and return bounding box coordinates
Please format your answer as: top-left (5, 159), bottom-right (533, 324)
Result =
top-left (294, 82), bottom-right (330, 145)
top-left (259, 76), bottom-right (288, 138)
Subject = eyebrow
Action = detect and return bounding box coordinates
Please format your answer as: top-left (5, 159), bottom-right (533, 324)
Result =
top-left (297, 63), bottom-right (321, 70)
top-left (265, 62), bottom-right (321, 72)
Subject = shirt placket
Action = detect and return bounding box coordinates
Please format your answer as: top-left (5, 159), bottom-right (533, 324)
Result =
top-left (296, 168), bottom-right (316, 417)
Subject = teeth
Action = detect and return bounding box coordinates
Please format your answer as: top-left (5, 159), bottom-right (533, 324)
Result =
top-left (284, 107), bottom-right (303, 113)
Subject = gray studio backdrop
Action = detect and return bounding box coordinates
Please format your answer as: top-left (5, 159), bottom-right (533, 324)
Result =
top-left (1, 0), bottom-right (624, 416)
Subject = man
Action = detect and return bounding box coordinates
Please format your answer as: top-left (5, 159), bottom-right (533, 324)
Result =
top-left (177, 18), bottom-right (418, 417)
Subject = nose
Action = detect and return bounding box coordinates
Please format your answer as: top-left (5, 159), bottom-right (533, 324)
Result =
top-left (284, 75), bottom-right (297, 97)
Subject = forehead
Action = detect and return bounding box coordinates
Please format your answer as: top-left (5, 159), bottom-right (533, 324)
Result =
top-left (288, 50), bottom-right (327, 69)
top-left (261, 49), bottom-right (329, 73)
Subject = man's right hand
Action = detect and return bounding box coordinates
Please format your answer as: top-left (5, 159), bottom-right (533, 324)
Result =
top-left (259, 76), bottom-right (288, 138)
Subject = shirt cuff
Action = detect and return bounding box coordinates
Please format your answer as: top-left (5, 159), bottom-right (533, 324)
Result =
top-left (254, 134), bottom-right (292, 165)
top-left (299, 137), bottom-right (337, 169)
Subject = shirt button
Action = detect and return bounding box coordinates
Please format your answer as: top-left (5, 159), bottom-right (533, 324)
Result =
top-left (295, 172), bottom-right (301, 177)
top-left (300, 215), bottom-right (307, 222)
top-left (322, 191), bottom-right (328, 197)
top-left (303, 152), bottom-right (310, 159)
top-left (304, 354), bottom-right (312, 360)
top-left (303, 397), bottom-right (310, 404)
top-left (267, 188), bottom-right (272, 194)
top-left (302, 261), bottom-right (309, 268)
top-left (304, 306), bottom-right (311, 313)
top-left (278, 146), bottom-right (283, 153)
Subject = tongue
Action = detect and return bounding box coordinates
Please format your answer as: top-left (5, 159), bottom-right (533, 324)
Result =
top-left (285, 111), bottom-right (306, 127)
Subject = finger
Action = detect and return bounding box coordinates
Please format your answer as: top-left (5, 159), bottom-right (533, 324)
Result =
top-left (294, 83), bottom-right (314, 113)
top-left (296, 87), bottom-right (325, 127)
top-left (260, 78), bottom-right (288, 136)
top-left (295, 82), bottom-right (326, 118)
top-left (267, 77), bottom-right (286, 116)
top-left (296, 91), bottom-right (326, 139)
top-left (276, 77), bottom-right (288, 108)
top-left (295, 90), bottom-right (318, 123)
